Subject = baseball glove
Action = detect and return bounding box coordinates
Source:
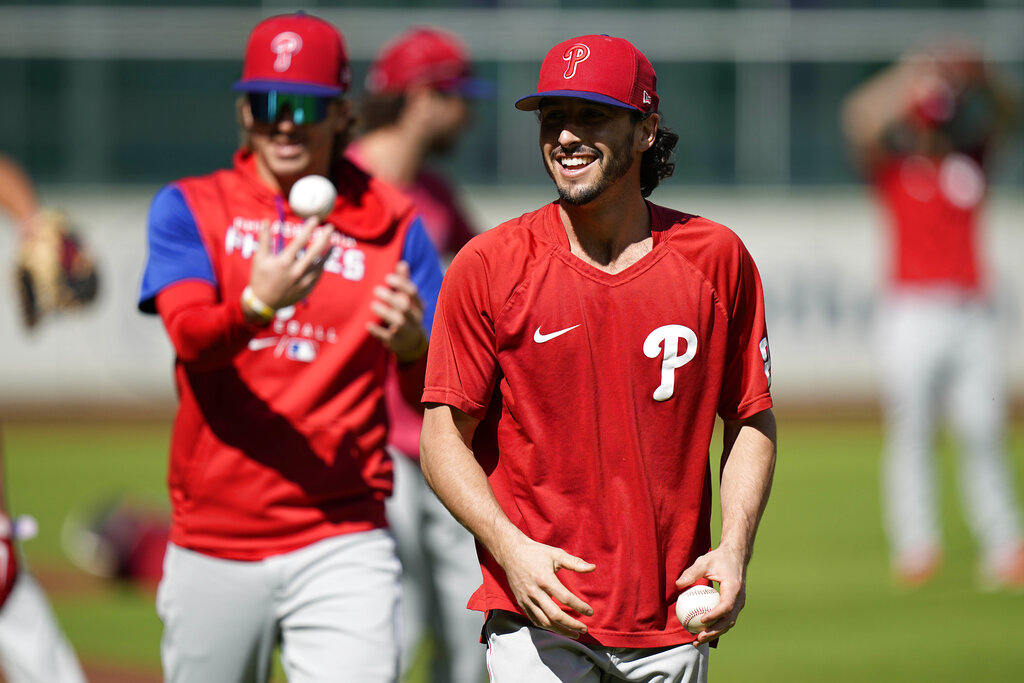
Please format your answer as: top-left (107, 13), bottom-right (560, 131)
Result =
top-left (15, 209), bottom-right (99, 329)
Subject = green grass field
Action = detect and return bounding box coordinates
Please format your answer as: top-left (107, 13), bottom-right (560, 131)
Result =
top-left (3, 416), bottom-right (1023, 681)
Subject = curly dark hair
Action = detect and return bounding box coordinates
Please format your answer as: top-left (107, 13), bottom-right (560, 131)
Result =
top-left (635, 112), bottom-right (679, 197)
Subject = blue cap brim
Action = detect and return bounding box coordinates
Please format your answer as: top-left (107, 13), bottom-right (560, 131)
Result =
top-left (233, 79), bottom-right (342, 97)
top-left (453, 77), bottom-right (496, 99)
top-left (515, 89), bottom-right (638, 112)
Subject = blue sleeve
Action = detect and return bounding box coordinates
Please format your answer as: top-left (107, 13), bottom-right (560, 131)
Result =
top-left (138, 184), bottom-right (217, 313)
top-left (401, 215), bottom-right (443, 334)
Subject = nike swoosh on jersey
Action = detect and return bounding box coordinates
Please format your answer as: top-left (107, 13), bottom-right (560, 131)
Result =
top-left (248, 336), bottom-right (281, 351)
top-left (533, 324), bottom-right (581, 343)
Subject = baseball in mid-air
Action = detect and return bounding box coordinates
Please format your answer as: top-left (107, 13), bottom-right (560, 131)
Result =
top-left (288, 175), bottom-right (337, 220)
top-left (675, 584), bottom-right (721, 634)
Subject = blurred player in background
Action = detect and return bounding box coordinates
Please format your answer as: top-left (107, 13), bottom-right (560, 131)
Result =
top-left (138, 12), bottom-right (442, 682)
top-left (842, 43), bottom-right (1024, 589)
top-left (1, 154), bottom-right (98, 330)
top-left (347, 26), bottom-right (490, 683)
top-left (0, 153), bottom-right (88, 683)
top-left (61, 491), bottom-right (169, 590)
top-left (420, 35), bottom-right (776, 682)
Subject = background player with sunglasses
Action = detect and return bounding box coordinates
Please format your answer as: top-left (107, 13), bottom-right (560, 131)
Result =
top-left (138, 12), bottom-right (442, 682)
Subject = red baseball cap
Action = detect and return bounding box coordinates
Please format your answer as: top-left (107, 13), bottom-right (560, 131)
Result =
top-left (366, 27), bottom-right (492, 98)
top-left (233, 12), bottom-right (351, 97)
top-left (516, 35), bottom-right (658, 114)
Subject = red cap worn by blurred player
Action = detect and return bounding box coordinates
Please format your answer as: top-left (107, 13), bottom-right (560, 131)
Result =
top-left (515, 34), bottom-right (658, 114)
top-left (233, 11), bottom-right (351, 96)
top-left (366, 26), bottom-right (492, 98)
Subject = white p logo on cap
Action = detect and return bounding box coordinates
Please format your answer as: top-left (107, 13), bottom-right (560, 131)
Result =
top-left (562, 44), bottom-right (590, 79)
top-left (271, 32), bottom-right (303, 72)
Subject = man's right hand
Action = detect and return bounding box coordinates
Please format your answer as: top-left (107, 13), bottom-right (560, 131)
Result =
top-left (495, 535), bottom-right (595, 638)
top-left (247, 216), bottom-right (335, 312)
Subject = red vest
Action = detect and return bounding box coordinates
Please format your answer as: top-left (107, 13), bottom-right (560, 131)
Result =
top-left (150, 151), bottom-right (420, 560)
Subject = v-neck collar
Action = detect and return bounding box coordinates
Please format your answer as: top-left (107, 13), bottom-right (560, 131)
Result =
top-left (542, 200), bottom-right (672, 286)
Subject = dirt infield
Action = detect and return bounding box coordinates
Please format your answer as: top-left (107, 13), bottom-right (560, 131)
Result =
top-left (32, 566), bottom-right (111, 597)
top-left (79, 663), bottom-right (161, 683)
top-left (0, 660), bottom-right (160, 683)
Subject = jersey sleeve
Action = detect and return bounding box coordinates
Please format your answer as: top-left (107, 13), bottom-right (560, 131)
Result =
top-left (718, 241), bottom-right (773, 420)
top-left (401, 215), bottom-right (444, 334)
top-left (156, 280), bottom-right (260, 368)
top-left (422, 242), bottom-right (502, 420)
top-left (138, 184), bottom-right (217, 314)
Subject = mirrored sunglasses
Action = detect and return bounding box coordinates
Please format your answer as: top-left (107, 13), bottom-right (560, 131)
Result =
top-left (248, 92), bottom-right (332, 126)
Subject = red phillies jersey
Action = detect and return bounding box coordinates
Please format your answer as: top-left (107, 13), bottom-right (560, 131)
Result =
top-left (139, 150), bottom-right (442, 561)
top-left (423, 201), bottom-right (773, 648)
top-left (875, 153), bottom-right (987, 292)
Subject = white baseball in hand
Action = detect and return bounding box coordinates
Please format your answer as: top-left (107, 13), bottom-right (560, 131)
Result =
top-left (675, 585), bottom-right (721, 634)
top-left (288, 175), bottom-right (337, 220)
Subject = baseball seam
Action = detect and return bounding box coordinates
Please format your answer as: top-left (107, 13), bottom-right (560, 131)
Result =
top-left (682, 607), bottom-right (711, 626)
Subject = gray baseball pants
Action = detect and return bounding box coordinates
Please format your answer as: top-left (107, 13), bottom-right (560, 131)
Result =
top-left (386, 449), bottom-right (485, 683)
top-left (157, 529), bottom-right (401, 683)
top-left (879, 290), bottom-right (1024, 569)
top-left (484, 611), bottom-right (708, 683)
top-left (0, 569), bottom-right (86, 683)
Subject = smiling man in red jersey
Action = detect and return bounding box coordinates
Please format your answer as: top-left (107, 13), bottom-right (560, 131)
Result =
top-left (139, 12), bottom-right (442, 683)
top-left (420, 35), bottom-right (776, 683)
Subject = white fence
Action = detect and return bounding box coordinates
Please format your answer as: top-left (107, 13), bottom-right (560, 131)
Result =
top-left (1, 185), bottom-right (1022, 418)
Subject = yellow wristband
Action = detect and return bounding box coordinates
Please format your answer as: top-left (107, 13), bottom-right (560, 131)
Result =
top-left (242, 286), bottom-right (276, 323)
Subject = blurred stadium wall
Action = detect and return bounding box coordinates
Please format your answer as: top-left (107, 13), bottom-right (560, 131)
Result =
top-left (1, 3), bottom-right (1022, 418)
top-left (2, 186), bottom-right (1023, 419)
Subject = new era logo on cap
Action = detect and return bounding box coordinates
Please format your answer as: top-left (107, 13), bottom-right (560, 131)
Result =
top-left (233, 12), bottom-right (351, 97)
top-left (516, 34), bottom-right (659, 114)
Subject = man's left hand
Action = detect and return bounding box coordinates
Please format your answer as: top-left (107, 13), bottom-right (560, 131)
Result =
top-left (367, 261), bottom-right (428, 362)
top-left (676, 545), bottom-right (747, 645)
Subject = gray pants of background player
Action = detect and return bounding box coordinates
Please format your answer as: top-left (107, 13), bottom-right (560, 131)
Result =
top-left (157, 530), bottom-right (401, 683)
top-left (387, 449), bottom-right (486, 683)
top-left (879, 290), bottom-right (1024, 572)
top-left (484, 611), bottom-right (708, 683)
top-left (0, 569), bottom-right (87, 683)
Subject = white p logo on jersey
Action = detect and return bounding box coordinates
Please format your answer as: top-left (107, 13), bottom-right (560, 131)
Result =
top-left (271, 32), bottom-right (303, 72)
top-left (644, 325), bottom-right (698, 402)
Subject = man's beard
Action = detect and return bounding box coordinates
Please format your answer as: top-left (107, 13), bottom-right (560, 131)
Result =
top-left (550, 131), bottom-right (636, 206)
